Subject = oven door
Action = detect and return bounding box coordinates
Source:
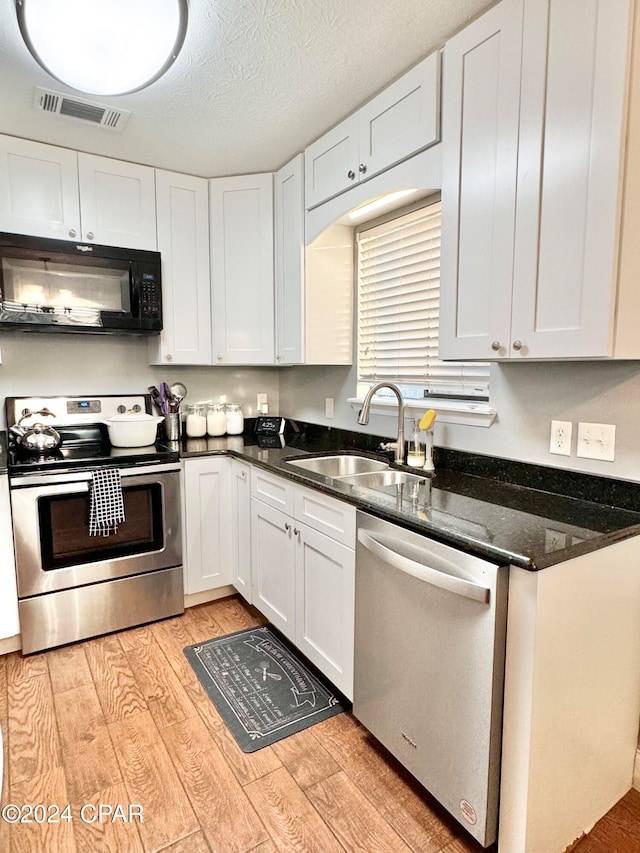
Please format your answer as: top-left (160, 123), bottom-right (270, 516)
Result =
top-left (10, 464), bottom-right (181, 599)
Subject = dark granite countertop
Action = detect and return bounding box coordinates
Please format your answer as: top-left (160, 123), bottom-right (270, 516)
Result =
top-left (178, 421), bottom-right (640, 571)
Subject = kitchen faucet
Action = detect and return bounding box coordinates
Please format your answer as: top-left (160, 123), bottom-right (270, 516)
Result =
top-left (357, 382), bottom-right (406, 464)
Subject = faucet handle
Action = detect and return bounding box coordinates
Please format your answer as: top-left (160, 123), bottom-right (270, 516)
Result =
top-left (379, 441), bottom-right (397, 451)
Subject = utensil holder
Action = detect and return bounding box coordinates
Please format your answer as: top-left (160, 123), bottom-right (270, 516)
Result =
top-left (164, 412), bottom-right (181, 442)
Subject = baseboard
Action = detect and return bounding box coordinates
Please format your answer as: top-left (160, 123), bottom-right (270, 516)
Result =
top-left (0, 635), bottom-right (21, 656)
top-left (184, 585), bottom-right (236, 609)
top-left (633, 748), bottom-right (640, 791)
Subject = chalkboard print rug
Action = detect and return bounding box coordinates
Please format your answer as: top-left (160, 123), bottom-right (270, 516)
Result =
top-left (184, 626), bottom-right (348, 752)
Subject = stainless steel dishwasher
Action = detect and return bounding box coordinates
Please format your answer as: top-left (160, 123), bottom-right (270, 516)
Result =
top-left (354, 511), bottom-right (508, 848)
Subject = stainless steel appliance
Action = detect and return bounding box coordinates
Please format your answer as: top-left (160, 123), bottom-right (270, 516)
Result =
top-left (354, 511), bottom-right (508, 847)
top-left (0, 231), bottom-right (162, 335)
top-left (7, 394), bottom-right (183, 654)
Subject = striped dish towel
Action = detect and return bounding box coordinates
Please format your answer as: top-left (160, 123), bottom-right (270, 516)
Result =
top-left (89, 468), bottom-right (126, 537)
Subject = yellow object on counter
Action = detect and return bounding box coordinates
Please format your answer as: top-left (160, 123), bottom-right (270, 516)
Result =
top-left (419, 409), bottom-right (436, 431)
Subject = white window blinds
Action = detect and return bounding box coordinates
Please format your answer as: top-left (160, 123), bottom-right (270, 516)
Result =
top-left (357, 201), bottom-right (489, 397)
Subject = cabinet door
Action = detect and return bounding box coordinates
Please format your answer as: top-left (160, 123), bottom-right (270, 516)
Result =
top-left (151, 170), bottom-right (212, 365)
top-left (77, 153), bottom-right (157, 249)
top-left (304, 115), bottom-right (360, 209)
top-left (210, 174), bottom-right (275, 364)
top-left (359, 52), bottom-right (440, 181)
top-left (250, 499), bottom-right (296, 641)
top-left (439, 0), bottom-right (523, 361)
top-left (510, 0), bottom-right (631, 358)
top-left (183, 458), bottom-right (232, 594)
top-left (230, 459), bottom-right (252, 603)
top-left (0, 136), bottom-right (81, 240)
top-left (274, 154), bottom-right (304, 364)
top-left (295, 523), bottom-right (354, 699)
top-left (0, 476), bottom-right (19, 640)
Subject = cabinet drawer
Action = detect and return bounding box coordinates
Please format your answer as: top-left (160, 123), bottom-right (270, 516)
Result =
top-left (251, 468), bottom-right (295, 514)
top-left (294, 485), bottom-right (356, 548)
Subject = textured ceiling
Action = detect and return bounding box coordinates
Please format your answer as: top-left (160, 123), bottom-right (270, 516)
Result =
top-left (0, 0), bottom-right (496, 178)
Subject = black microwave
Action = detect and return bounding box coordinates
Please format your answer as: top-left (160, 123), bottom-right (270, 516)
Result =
top-left (0, 231), bottom-right (162, 335)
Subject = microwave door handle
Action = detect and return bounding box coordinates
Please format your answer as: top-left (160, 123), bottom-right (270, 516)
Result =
top-left (130, 264), bottom-right (139, 317)
top-left (357, 529), bottom-right (490, 604)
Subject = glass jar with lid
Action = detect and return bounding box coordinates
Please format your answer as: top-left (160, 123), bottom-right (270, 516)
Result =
top-left (206, 403), bottom-right (226, 437)
top-left (185, 402), bottom-right (207, 438)
top-left (225, 403), bottom-right (244, 435)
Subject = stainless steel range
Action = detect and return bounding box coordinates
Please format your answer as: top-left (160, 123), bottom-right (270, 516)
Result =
top-left (6, 394), bottom-right (183, 654)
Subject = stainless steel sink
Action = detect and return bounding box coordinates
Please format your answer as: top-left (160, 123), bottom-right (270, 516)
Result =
top-left (284, 454), bottom-right (389, 477)
top-left (336, 470), bottom-right (429, 489)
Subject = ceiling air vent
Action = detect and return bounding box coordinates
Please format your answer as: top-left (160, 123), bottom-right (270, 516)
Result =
top-left (33, 87), bottom-right (131, 132)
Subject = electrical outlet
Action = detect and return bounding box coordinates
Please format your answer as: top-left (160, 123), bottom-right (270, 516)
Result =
top-left (325, 397), bottom-right (334, 419)
top-left (576, 422), bottom-right (616, 461)
top-left (549, 420), bottom-right (572, 456)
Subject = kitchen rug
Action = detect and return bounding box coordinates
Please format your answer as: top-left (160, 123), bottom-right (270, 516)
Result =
top-left (184, 626), bottom-right (348, 752)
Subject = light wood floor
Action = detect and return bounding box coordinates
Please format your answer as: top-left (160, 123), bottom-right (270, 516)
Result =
top-left (0, 595), bottom-right (637, 853)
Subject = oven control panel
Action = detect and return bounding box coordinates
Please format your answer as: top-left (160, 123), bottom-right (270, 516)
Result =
top-left (6, 395), bottom-right (151, 427)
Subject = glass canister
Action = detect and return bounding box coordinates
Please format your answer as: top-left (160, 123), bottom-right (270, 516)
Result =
top-left (225, 403), bottom-right (244, 435)
top-left (206, 403), bottom-right (227, 437)
top-left (185, 402), bottom-right (207, 438)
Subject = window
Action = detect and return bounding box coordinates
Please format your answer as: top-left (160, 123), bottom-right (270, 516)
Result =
top-left (356, 198), bottom-right (489, 400)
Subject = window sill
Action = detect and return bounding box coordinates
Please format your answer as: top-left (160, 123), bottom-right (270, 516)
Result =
top-left (347, 397), bottom-right (497, 428)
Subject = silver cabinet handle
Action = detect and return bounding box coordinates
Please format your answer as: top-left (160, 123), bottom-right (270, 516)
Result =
top-left (293, 527), bottom-right (300, 537)
top-left (86, 231), bottom-right (94, 240)
top-left (491, 341), bottom-right (501, 351)
top-left (357, 529), bottom-right (490, 604)
top-left (347, 170), bottom-right (356, 180)
top-left (358, 163), bottom-right (367, 174)
top-left (284, 522), bottom-right (291, 532)
top-left (512, 340), bottom-right (523, 351)
top-left (68, 228), bottom-right (77, 238)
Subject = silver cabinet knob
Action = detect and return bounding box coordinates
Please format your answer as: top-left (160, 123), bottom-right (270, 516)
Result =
top-left (276, 354), bottom-right (281, 361)
top-left (491, 341), bottom-right (501, 351)
top-left (241, 470), bottom-right (246, 479)
top-left (217, 355), bottom-right (223, 361)
top-left (347, 170), bottom-right (356, 180)
top-left (359, 163), bottom-right (367, 174)
top-left (293, 527), bottom-right (300, 538)
top-left (284, 522), bottom-right (291, 532)
top-left (512, 340), bottom-right (523, 351)
top-left (68, 228), bottom-right (77, 238)
top-left (86, 232), bottom-right (94, 240)
top-left (165, 353), bottom-right (173, 362)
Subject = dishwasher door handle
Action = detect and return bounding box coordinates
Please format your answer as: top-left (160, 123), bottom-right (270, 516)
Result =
top-left (357, 529), bottom-right (490, 604)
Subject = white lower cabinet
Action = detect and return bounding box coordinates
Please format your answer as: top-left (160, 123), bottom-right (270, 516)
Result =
top-left (294, 523), bottom-right (355, 698)
top-left (250, 468), bottom-right (355, 699)
top-left (183, 458), bottom-right (232, 594)
top-left (230, 459), bottom-right (252, 603)
top-left (0, 475), bottom-right (19, 641)
top-left (250, 499), bottom-right (297, 640)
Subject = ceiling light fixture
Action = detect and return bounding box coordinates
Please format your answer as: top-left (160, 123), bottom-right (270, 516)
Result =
top-left (16, 0), bottom-right (188, 97)
top-left (347, 189), bottom-right (419, 222)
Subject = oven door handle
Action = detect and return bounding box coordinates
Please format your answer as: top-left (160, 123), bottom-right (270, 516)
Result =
top-left (9, 462), bottom-right (181, 488)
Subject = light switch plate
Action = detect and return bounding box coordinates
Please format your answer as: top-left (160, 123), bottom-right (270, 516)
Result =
top-left (576, 422), bottom-right (616, 461)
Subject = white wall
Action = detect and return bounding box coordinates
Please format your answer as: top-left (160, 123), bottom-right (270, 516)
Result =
top-left (0, 334), bottom-right (279, 429)
top-left (279, 359), bottom-right (640, 483)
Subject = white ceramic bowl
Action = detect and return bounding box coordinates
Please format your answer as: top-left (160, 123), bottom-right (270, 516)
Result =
top-left (105, 413), bottom-right (163, 447)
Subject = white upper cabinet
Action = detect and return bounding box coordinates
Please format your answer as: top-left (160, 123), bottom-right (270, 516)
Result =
top-left (510, 0), bottom-right (631, 359)
top-left (210, 173), bottom-right (275, 364)
top-left (150, 170), bottom-right (211, 365)
top-left (0, 136), bottom-right (81, 240)
top-left (77, 153), bottom-right (157, 250)
top-left (0, 135), bottom-right (157, 249)
top-left (305, 52), bottom-right (440, 209)
top-left (439, 0), bottom-right (522, 361)
top-left (274, 154), bottom-right (305, 364)
top-left (440, 0), bottom-right (636, 361)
